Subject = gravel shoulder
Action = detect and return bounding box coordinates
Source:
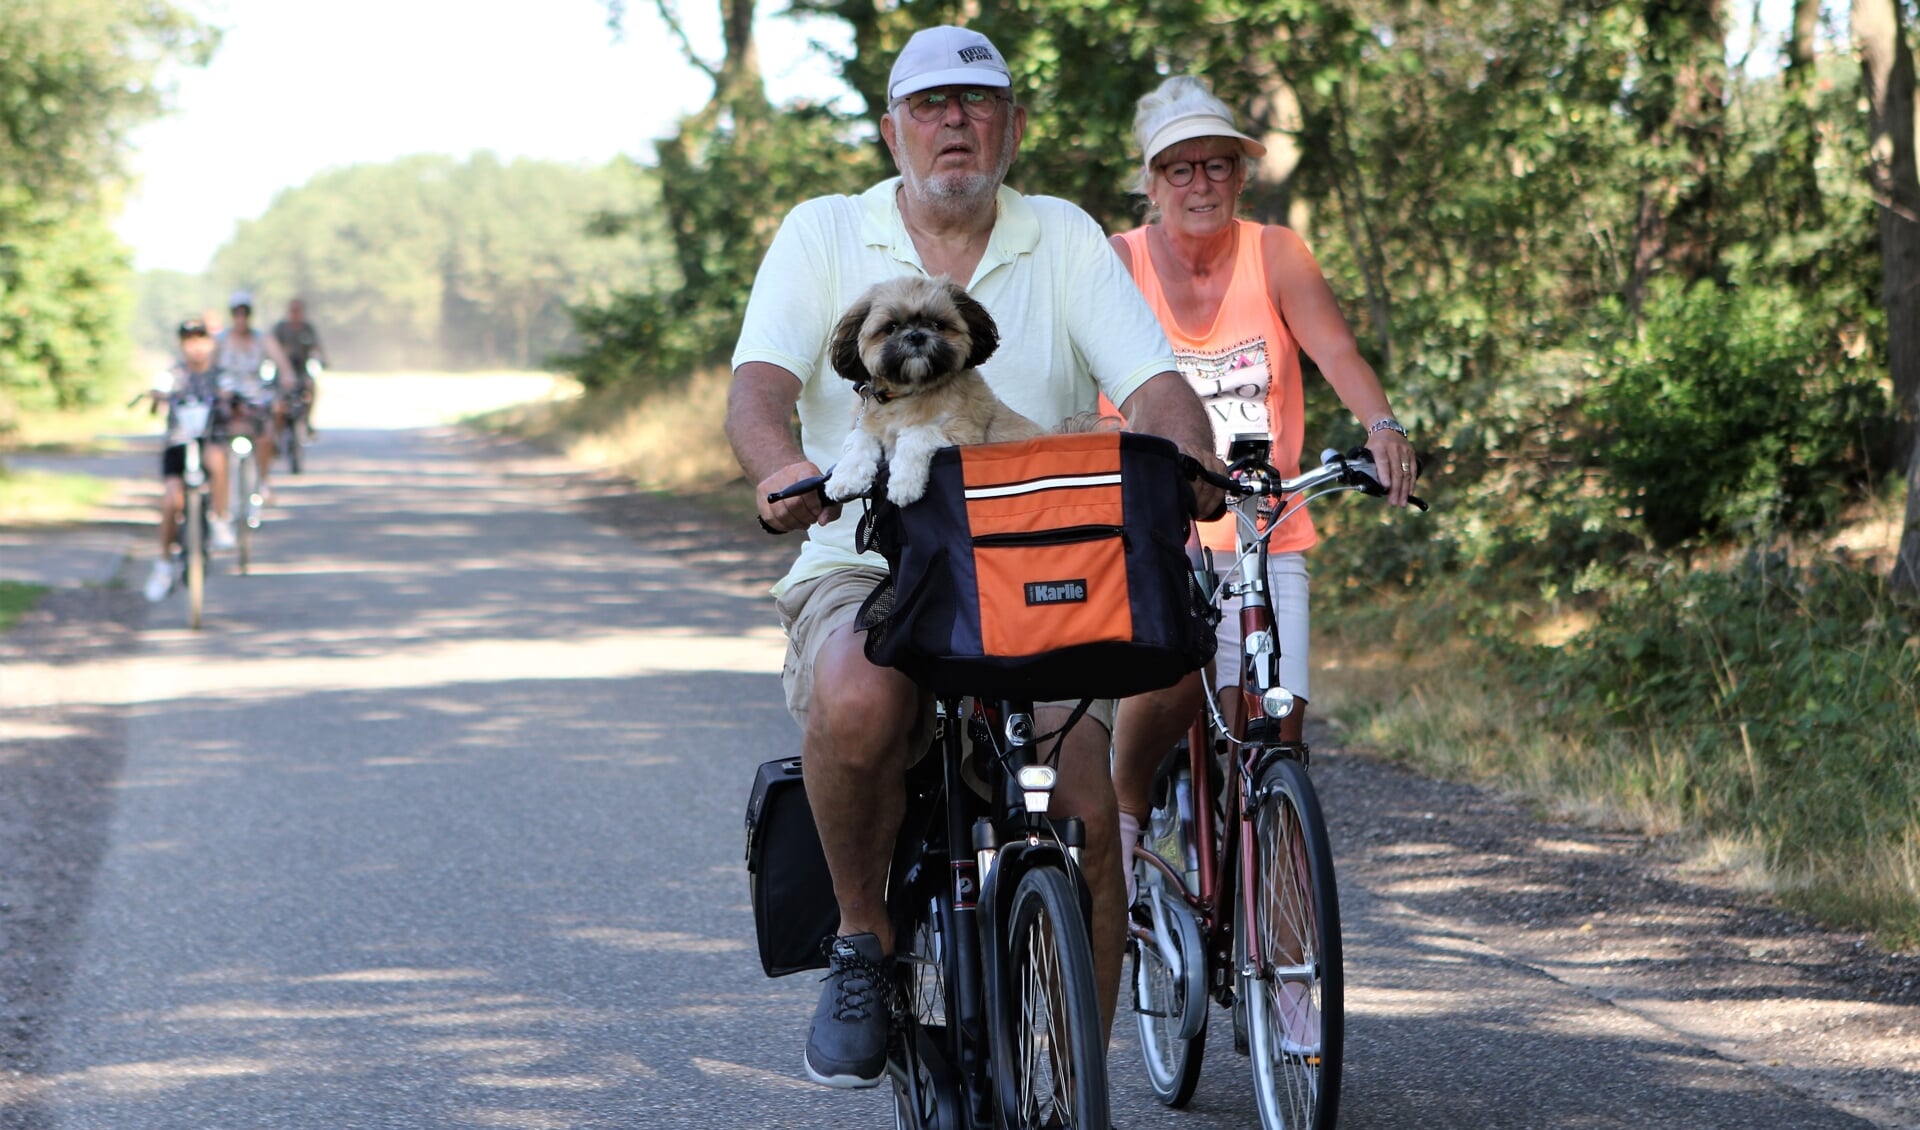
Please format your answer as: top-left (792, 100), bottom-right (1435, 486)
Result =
top-left (0, 586), bottom-right (144, 1128)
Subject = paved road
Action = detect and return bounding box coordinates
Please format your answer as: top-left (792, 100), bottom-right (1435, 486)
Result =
top-left (0, 423), bottom-right (1887, 1128)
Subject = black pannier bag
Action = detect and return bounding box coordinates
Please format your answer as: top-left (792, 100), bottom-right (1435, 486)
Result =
top-left (744, 757), bottom-right (837, 977)
top-left (856, 431), bottom-right (1217, 701)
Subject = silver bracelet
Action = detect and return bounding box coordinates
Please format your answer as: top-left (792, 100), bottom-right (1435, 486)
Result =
top-left (1367, 417), bottom-right (1408, 439)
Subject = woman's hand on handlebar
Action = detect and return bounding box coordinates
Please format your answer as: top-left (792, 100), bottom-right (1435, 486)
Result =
top-left (1363, 428), bottom-right (1419, 508)
top-left (756, 461), bottom-right (839, 533)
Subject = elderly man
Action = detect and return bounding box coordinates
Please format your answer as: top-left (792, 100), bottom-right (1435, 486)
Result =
top-left (727, 25), bottom-right (1223, 1089)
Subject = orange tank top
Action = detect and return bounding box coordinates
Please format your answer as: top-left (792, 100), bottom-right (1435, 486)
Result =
top-left (1118, 220), bottom-right (1316, 554)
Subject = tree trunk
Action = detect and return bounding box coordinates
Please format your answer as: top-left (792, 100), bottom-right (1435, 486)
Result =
top-left (1855, 0), bottom-right (1920, 592)
top-left (1626, 0), bottom-right (1728, 313)
top-left (1780, 0), bottom-right (1825, 227)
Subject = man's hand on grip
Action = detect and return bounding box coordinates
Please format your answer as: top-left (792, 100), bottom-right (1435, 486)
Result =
top-left (757, 462), bottom-right (839, 532)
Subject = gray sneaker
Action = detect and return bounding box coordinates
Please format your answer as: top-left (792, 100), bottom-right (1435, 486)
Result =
top-left (803, 933), bottom-right (892, 1088)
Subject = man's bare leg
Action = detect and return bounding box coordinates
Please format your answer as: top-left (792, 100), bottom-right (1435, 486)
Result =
top-left (803, 624), bottom-right (922, 954)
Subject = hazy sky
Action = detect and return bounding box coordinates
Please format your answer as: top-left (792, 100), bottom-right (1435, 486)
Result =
top-left (116, 0), bottom-right (854, 275)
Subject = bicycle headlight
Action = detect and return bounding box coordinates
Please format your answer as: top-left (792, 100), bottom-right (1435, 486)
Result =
top-left (1262, 686), bottom-right (1296, 719)
top-left (230, 436), bottom-right (253, 456)
top-left (1016, 765), bottom-right (1057, 815)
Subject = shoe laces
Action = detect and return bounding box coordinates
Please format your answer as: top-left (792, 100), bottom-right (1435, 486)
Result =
top-left (822, 938), bottom-right (889, 1021)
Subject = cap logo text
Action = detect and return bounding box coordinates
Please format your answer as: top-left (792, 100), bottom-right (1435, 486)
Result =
top-left (1025, 580), bottom-right (1087, 606)
top-left (958, 46), bottom-right (994, 64)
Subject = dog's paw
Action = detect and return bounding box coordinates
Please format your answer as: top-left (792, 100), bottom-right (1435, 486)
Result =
top-left (885, 458), bottom-right (931, 506)
top-left (826, 462), bottom-right (873, 498)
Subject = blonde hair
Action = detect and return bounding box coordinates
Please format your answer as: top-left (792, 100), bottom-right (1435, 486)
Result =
top-left (1129, 75), bottom-right (1252, 202)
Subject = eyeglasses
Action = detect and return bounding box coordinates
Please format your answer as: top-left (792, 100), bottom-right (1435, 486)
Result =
top-left (896, 89), bottom-right (1008, 122)
top-left (1158, 157), bottom-right (1238, 187)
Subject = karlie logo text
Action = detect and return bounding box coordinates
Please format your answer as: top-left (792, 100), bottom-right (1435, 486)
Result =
top-left (1025, 580), bottom-right (1088, 606)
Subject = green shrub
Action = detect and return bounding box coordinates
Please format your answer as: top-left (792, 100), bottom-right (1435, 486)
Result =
top-left (1597, 279), bottom-right (1890, 548)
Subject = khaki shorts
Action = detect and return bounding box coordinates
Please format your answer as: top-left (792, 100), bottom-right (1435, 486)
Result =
top-left (774, 567), bottom-right (1115, 761)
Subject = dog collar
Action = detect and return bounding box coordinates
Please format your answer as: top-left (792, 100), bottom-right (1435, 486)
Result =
top-left (855, 381), bottom-right (900, 405)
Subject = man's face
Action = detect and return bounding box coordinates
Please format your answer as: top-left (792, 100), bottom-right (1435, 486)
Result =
top-left (181, 334), bottom-right (214, 367)
top-left (288, 300), bottom-right (305, 324)
top-left (881, 85), bottom-right (1026, 208)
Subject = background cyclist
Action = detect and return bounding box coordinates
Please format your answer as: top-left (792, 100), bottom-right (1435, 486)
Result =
top-left (215, 289), bottom-right (295, 500)
top-left (272, 296), bottom-right (326, 438)
top-left (141, 319), bottom-right (233, 602)
top-left (730, 24), bottom-right (1224, 1094)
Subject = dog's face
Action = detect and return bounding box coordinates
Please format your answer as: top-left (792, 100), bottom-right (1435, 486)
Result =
top-left (828, 276), bottom-right (999, 396)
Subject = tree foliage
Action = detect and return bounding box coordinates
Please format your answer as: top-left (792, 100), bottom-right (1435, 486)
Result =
top-left (0, 0), bottom-right (215, 416)
top-left (208, 154), bottom-right (668, 370)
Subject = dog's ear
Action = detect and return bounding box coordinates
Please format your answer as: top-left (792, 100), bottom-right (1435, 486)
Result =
top-left (828, 299), bottom-right (873, 385)
top-left (948, 283), bottom-right (999, 369)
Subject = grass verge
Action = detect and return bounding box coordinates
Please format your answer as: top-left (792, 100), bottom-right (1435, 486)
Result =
top-left (0, 464), bottom-right (114, 525)
top-left (1317, 559), bottom-right (1920, 951)
top-left (0, 581), bottom-right (47, 632)
top-left (465, 367), bottom-right (741, 493)
top-left (0, 383), bottom-right (154, 455)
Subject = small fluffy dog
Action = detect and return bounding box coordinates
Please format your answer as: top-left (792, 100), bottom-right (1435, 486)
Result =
top-left (825, 275), bottom-right (1047, 506)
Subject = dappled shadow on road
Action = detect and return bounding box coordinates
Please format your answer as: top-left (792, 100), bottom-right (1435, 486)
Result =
top-left (6, 670), bottom-right (891, 1127)
top-left (38, 426), bottom-right (803, 673)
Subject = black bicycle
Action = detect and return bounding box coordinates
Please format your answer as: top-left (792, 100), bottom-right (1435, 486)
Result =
top-left (173, 399), bottom-right (216, 629)
top-left (765, 473), bottom-right (1111, 1129)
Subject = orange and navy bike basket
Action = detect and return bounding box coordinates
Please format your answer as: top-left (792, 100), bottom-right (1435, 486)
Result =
top-left (857, 431), bottom-right (1217, 700)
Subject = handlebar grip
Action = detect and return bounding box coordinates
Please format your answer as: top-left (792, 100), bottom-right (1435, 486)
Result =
top-left (760, 471), bottom-right (839, 536)
top-left (766, 472), bottom-right (831, 505)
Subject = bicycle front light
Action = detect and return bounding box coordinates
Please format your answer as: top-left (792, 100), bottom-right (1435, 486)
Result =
top-left (230, 436), bottom-right (253, 456)
top-left (1016, 765), bottom-right (1057, 815)
top-left (1262, 686), bottom-right (1296, 719)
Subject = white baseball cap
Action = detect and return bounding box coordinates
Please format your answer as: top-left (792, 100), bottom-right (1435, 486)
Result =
top-left (228, 288), bottom-right (254, 309)
top-left (888, 26), bottom-right (1012, 101)
top-left (1143, 111), bottom-right (1267, 167)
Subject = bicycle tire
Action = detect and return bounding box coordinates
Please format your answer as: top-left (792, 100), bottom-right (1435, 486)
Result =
top-left (1243, 756), bottom-right (1343, 1130)
top-left (1130, 883), bottom-right (1208, 1106)
top-left (235, 454), bottom-right (253, 576)
top-left (185, 488), bottom-right (205, 630)
top-left (285, 419), bottom-right (302, 474)
top-left (996, 865), bottom-right (1109, 1130)
top-left (893, 900), bottom-right (964, 1130)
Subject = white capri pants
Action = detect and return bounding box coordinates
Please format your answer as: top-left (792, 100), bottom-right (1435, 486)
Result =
top-left (1207, 550), bottom-right (1311, 701)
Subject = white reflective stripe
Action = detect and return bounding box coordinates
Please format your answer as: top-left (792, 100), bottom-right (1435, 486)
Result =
top-left (962, 472), bottom-right (1123, 500)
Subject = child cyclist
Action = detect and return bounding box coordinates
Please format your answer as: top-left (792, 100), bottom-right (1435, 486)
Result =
top-left (141, 319), bottom-right (238, 602)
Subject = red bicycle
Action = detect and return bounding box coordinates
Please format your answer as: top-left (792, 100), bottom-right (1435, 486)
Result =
top-left (1127, 437), bottom-right (1424, 1130)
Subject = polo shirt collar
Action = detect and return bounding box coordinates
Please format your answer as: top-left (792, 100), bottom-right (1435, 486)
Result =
top-left (861, 178), bottom-right (1039, 284)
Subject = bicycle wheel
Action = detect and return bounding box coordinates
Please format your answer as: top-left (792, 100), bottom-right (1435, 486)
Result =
top-left (1242, 757), bottom-right (1342, 1130)
top-left (996, 865), bottom-right (1109, 1130)
top-left (284, 417), bottom-right (302, 474)
top-left (184, 488), bottom-right (205, 631)
top-left (893, 899), bottom-right (963, 1130)
top-left (1130, 880), bottom-right (1208, 1106)
top-left (235, 454), bottom-right (253, 575)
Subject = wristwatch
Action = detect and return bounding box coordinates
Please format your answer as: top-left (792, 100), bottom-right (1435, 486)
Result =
top-left (1367, 417), bottom-right (1408, 439)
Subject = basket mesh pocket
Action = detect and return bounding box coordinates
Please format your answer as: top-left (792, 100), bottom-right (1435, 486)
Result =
top-left (856, 573), bottom-right (897, 654)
